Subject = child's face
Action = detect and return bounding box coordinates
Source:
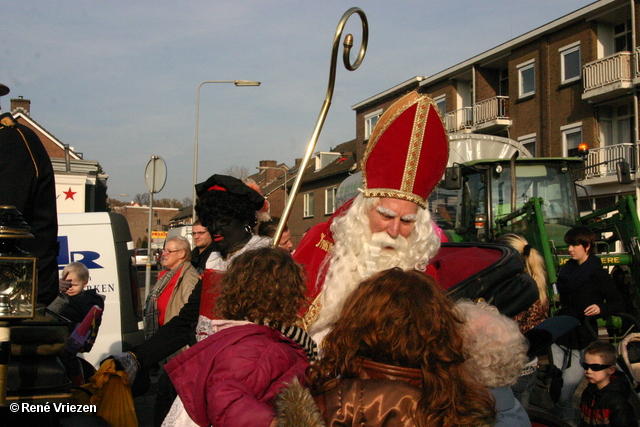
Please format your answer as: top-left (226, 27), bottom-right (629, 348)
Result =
top-left (65, 271), bottom-right (88, 297)
top-left (583, 353), bottom-right (615, 389)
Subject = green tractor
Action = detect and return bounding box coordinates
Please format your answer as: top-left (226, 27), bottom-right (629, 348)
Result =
top-left (432, 134), bottom-right (640, 316)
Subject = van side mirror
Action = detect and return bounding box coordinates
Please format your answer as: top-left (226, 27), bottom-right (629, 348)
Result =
top-left (616, 161), bottom-right (632, 185)
top-left (444, 166), bottom-right (462, 190)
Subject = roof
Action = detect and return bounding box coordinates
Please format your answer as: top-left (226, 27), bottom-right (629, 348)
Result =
top-left (13, 111), bottom-right (83, 160)
top-left (462, 157), bottom-right (584, 167)
top-left (249, 162), bottom-right (289, 189)
top-left (261, 139), bottom-right (358, 196)
top-left (170, 205), bottom-right (193, 221)
top-left (297, 139), bottom-right (358, 185)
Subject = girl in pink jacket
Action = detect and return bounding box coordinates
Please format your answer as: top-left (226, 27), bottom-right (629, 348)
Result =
top-left (163, 247), bottom-right (317, 427)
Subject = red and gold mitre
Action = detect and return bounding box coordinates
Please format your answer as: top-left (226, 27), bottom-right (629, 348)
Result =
top-left (361, 91), bottom-right (449, 209)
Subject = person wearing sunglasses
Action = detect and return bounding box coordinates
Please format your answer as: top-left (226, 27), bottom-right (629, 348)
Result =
top-left (578, 340), bottom-right (635, 427)
top-left (551, 226), bottom-right (625, 423)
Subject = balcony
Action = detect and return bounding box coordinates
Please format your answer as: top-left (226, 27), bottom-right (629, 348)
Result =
top-left (443, 96), bottom-right (511, 135)
top-left (472, 96), bottom-right (511, 133)
top-left (582, 52), bottom-right (633, 102)
top-left (582, 142), bottom-right (636, 183)
top-left (444, 107), bottom-right (473, 133)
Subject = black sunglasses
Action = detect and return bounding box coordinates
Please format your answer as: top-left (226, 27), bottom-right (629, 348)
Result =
top-left (580, 362), bottom-right (613, 371)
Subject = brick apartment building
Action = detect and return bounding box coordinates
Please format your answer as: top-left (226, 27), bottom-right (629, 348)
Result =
top-left (353, 0), bottom-right (639, 213)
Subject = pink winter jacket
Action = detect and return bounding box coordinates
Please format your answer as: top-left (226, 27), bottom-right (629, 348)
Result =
top-left (165, 323), bottom-right (309, 427)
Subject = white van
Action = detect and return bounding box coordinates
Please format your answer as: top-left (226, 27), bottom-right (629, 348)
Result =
top-left (57, 212), bottom-right (145, 367)
top-left (165, 225), bottom-right (193, 248)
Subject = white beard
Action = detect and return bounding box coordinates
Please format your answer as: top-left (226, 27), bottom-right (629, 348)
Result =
top-left (309, 229), bottom-right (411, 344)
top-left (306, 194), bottom-right (441, 345)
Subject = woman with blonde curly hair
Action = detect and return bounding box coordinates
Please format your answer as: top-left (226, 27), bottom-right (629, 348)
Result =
top-left (496, 233), bottom-right (549, 333)
top-left (162, 247), bottom-right (317, 427)
top-left (298, 268), bottom-right (495, 427)
top-left (496, 233), bottom-right (550, 409)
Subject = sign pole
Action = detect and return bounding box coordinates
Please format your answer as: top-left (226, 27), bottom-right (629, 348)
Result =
top-left (145, 187), bottom-right (154, 301)
top-left (143, 156), bottom-right (167, 303)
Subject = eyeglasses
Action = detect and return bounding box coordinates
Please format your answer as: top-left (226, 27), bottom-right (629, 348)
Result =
top-left (162, 249), bottom-right (182, 254)
top-left (192, 231), bottom-right (208, 236)
top-left (580, 362), bottom-right (613, 371)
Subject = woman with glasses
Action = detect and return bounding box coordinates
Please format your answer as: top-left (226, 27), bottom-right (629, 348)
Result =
top-left (142, 235), bottom-right (201, 425)
top-left (144, 235), bottom-right (200, 342)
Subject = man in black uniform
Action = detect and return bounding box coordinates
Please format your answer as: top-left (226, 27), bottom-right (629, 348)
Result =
top-left (0, 83), bottom-right (59, 306)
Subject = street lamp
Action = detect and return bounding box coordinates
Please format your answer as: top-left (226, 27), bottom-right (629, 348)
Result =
top-left (256, 165), bottom-right (289, 206)
top-left (193, 80), bottom-right (261, 221)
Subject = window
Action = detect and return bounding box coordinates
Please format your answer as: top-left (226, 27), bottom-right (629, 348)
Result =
top-left (499, 68), bottom-right (509, 96)
top-left (517, 60), bottom-right (535, 98)
top-left (325, 187), bottom-right (337, 215)
top-left (518, 134), bottom-right (536, 156)
top-left (364, 109), bottom-right (382, 139)
top-left (434, 95), bottom-right (446, 116)
top-left (303, 192), bottom-right (314, 218)
top-left (614, 20), bottom-right (632, 53)
top-left (561, 123), bottom-right (583, 157)
top-left (560, 43), bottom-right (581, 84)
top-left (598, 103), bottom-right (633, 147)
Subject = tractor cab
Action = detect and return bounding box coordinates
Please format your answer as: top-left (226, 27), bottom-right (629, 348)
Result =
top-left (440, 158), bottom-right (582, 249)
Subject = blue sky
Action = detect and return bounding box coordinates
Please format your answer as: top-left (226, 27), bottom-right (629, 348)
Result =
top-left (3, 0), bottom-right (591, 202)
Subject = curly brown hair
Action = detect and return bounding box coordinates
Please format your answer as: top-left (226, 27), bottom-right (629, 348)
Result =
top-left (215, 247), bottom-right (307, 328)
top-left (307, 268), bottom-right (495, 427)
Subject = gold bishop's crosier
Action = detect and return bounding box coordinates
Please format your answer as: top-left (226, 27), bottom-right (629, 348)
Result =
top-left (272, 7), bottom-right (368, 248)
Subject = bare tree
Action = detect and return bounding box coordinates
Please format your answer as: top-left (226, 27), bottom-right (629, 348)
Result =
top-left (107, 197), bottom-right (126, 207)
top-left (182, 197), bottom-right (193, 207)
top-left (222, 165), bottom-right (250, 180)
top-left (134, 193), bottom-right (150, 205)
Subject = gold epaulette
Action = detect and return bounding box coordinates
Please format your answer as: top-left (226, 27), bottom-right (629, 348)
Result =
top-left (314, 232), bottom-right (333, 253)
top-left (0, 115), bottom-right (16, 128)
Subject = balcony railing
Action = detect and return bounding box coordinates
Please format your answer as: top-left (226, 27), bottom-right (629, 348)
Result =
top-left (444, 107), bottom-right (473, 132)
top-left (583, 142), bottom-right (636, 179)
top-left (474, 96), bottom-right (509, 124)
top-left (583, 52), bottom-right (632, 92)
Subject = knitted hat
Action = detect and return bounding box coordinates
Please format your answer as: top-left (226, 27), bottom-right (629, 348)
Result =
top-left (361, 91), bottom-right (449, 209)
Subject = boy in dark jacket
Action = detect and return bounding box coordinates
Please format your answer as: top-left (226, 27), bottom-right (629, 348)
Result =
top-left (48, 262), bottom-right (104, 385)
top-left (56, 262), bottom-right (104, 326)
top-left (579, 340), bottom-right (636, 427)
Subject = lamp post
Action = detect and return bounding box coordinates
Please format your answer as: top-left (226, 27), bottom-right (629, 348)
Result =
top-left (193, 80), bottom-right (261, 222)
top-left (256, 165), bottom-right (289, 206)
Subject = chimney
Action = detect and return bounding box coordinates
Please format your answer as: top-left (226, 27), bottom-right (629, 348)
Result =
top-left (294, 158), bottom-right (303, 167)
top-left (11, 96), bottom-right (31, 117)
top-left (259, 160), bottom-right (278, 183)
